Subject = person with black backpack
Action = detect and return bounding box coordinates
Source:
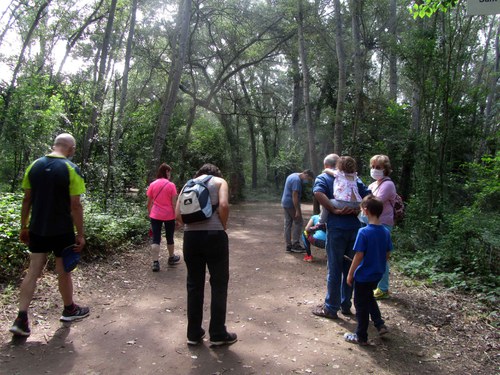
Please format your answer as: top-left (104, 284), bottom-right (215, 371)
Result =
top-left (176, 163), bottom-right (237, 347)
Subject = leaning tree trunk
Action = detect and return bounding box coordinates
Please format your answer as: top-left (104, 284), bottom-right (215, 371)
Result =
top-left (148, 0), bottom-right (192, 182)
top-left (82, 0), bottom-right (118, 167)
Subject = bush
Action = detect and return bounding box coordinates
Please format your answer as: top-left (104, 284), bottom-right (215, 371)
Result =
top-left (0, 193), bottom-right (150, 285)
top-left (84, 197), bottom-right (150, 256)
top-left (0, 193), bottom-right (29, 284)
top-left (394, 153), bottom-right (500, 305)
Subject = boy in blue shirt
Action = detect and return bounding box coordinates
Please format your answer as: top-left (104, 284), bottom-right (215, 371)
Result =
top-left (344, 195), bottom-right (392, 345)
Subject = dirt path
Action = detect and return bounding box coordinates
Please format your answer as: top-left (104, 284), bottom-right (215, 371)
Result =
top-left (0, 202), bottom-right (498, 374)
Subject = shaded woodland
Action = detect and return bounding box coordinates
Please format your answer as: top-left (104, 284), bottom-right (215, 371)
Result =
top-left (0, 0), bottom-right (498, 297)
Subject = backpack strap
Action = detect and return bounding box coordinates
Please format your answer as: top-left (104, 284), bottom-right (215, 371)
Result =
top-left (200, 175), bottom-right (213, 184)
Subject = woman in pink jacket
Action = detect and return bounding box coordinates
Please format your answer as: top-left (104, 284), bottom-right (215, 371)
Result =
top-left (368, 155), bottom-right (397, 299)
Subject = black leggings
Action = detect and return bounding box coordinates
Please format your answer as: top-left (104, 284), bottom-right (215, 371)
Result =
top-left (150, 218), bottom-right (175, 245)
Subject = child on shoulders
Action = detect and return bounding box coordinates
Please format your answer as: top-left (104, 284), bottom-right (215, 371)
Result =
top-left (344, 195), bottom-right (392, 345)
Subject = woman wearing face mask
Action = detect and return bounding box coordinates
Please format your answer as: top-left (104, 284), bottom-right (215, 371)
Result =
top-left (368, 155), bottom-right (397, 300)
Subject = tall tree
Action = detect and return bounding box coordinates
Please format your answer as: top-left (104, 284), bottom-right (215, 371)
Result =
top-left (332, 0), bottom-right (346, 155)
top-left (148, 0), bottom-right (192, 182)
top-left (297, 0), bottom-right (318, 172)
top-left (82, 0), bottom-right (118, 166)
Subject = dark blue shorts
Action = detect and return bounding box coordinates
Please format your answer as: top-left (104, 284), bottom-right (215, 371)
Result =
top-left (29, 232), bottom-right (75, 257)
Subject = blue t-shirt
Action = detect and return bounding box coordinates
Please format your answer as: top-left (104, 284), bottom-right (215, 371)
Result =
top-left (313, 172), bottom-right (371, 230)
top-left (281, 173), bottom-right (303, 209)
top-left (310, 215), bottom-right (327, 242)
top-left (352, 224), bottom-right (393, 283)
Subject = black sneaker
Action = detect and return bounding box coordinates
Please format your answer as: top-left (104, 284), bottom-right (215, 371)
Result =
top-left (168, 254), bottom-right (181, 266)
top-left (285, 245), bottom-right (292, 252)
top-left (290, 244), bottom-right (307, 253)
top-left (152, 260), bottom-right (160, 272)
top-left (9, 317), bottom-right (31, 336)
top-left (187, 328), bottom-right (206, 346)
top-left (210, 332), bottom-right (238, 346)
top-left (60, 304), bottom-right (90, 322)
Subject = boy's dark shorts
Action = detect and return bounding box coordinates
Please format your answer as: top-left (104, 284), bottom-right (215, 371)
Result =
top-left (29, 232), bottom-right (75, 258)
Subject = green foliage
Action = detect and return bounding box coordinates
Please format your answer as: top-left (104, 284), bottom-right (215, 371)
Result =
top-left (395, 153), bottom-right (500, 304)
top-left (0, 193), bottom-right (29, 284)
top-left (409, 0), bottom-right (459, 19)
top-left (0, 193), bottom-right (149, 285)
top-left (83, 196), bottom-right (150, 256)
top-left (174, 116), bottom-right (230, 181)
top-left (0, 73), bottom-right (65, 191)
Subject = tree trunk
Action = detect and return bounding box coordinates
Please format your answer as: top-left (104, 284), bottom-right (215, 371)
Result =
top-left (332, 0), bottom-right (346, 155)
top-left (56, 0), bottom-right (106, 76)
top-left (114, 0), bottom-right (138, 147)
top-left (388, 0), bottom-right (398, 101)
top-left (476, 20), bottom-right (499, 160)
top-left (82, 0), bottom-right (118, 166)
top-left (482, 22), bottom-right (499, 156)
top-left (297, 0), bottom-right (318, 173)
top-left (350, 0), bottom-right (363, 156)
top-left (239, 73), bottom-right (258, 189)
top-left (290, 56), bottom-right (302, 140)
top-left (148, 0), bottom-right (192, 182)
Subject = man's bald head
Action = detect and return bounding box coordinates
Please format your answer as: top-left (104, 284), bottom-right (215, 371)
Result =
top-left (53, 133), bottom-right (76, 157)
top-left (323, 154), bottom-right (339, 169)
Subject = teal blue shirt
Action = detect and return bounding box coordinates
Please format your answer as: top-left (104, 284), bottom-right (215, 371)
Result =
top-left (281, 173), bottom-right (302, 208)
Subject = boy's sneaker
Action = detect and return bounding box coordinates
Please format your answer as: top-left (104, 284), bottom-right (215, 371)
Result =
top-left (210, 332), bottom-right (238, 346)
top-left (344, 332), bottom-right (368, 346)
top-left (377, 325), bottom-right (389, 336)
top-left (152, 261), bottom-right (160, 272)
top-left (187, 328), bottom-right (206, 346)
top-left (60, 304), bottom-right (90, 322)
top-left (373, 288), bottom-right (390, 300)
top-left (168, 254), bottom-right (181, 266)
top-left (285, 245), bottom-right (292, 252)
top-left (303, 255), bottom-right (313, 262)
top-left (9, 317), bottom-right (31, 336)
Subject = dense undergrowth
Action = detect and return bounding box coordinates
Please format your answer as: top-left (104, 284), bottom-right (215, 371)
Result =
top-left (0, 193), bottom-right (149, 286)
top-left (393, 154), bottom-right (500, 312)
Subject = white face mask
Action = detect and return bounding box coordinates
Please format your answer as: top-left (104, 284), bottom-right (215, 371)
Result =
top-left (370, 168), bottom-right (385, 180)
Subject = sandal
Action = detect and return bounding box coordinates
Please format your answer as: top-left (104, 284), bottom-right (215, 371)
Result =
top-left (312, 305), bottom-right (339, 320)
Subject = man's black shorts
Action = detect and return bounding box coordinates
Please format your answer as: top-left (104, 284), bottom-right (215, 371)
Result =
top-left (29, 232), bottom-right (75, 257)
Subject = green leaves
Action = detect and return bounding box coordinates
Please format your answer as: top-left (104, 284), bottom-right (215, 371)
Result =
top-left (409, 0), bottom-right (460, 19)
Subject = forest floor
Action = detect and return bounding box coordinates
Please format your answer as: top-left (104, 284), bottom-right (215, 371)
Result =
top-left (0, 202), bottom-right (498, 375)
